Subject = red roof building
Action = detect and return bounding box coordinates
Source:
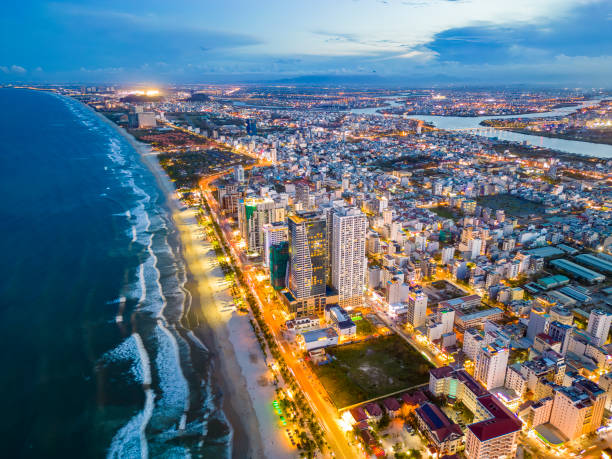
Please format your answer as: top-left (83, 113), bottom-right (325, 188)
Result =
top-left (415, 402), bottom-right (464, 456)
top-left (349, 406), bottom-right (368, 424)
top-left (364, 402), bottom-right (383, 419)
top-left (382, 397), bottom-right (401, 416)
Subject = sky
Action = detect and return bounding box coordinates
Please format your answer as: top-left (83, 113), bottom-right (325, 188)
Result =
top-left (2, 0), bottom-right (612, 85)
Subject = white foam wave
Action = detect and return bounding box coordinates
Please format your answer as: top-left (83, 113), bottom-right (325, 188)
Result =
top-left (153, 324), bottom-right (190, 419)
top-left (105, 333), bottom-right (153, 459)
top-left (107, 388), bottom-right (154, 459)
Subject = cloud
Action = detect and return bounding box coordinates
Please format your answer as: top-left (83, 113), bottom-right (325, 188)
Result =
top-left (0, 65), bottom-right (26, 74)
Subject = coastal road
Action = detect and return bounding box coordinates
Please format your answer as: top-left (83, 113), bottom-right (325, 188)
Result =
top-left (204, 191), bottom-right (361, 459)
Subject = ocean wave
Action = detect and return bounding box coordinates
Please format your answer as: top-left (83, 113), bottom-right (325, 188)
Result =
top-left (101, 333), bottom-right (150, 385)
top-left (153, 323), bottom-right (190, 421)
top-left (107, 388), bottom-right (154, 459)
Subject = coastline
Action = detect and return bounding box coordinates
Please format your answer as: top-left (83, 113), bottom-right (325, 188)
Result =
top-left (478, 125), bottom-right (612, 148)
top-left (91, 109), bottom-right (268, 459)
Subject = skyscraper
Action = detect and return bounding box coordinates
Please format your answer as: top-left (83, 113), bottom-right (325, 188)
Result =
top-left (287, 212), bottom-right (328, 316)
top-left (587, 309), bottom-right (612, 347)
top-left (475, 343), bottom-right (509, 390)
top-left (330, 207), bottom-right (367, 309)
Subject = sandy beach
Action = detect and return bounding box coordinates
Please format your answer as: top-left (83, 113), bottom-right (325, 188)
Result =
top-left (95, 110), bottom-right (295, 459)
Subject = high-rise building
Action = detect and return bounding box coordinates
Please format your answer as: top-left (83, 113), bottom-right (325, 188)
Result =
top-left (287, 212), bottom-right (328, 315)
top-left (263, 222), bottom-right (288, 267)
top-left (269, 242), bottom-right (289, 290)
top-left (330, 207), bottom-right (367, 309)
top-left (475, 343), bottom-right (509, 390)
top-left (238, 197), bottom-right (285, 255)
top-left (587, 309), bottom-right (612, 347)
top-left (407, 288), bottom-right (427, 328)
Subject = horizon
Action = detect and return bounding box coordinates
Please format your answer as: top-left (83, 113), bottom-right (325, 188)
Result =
top-left (2, 0), bottom-right (612, 85)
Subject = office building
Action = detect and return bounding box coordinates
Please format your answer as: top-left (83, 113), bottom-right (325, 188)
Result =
top-left (330, 207), bottom-right (367, 309)
top-left (269, 242), bottom-right (289, 290)
top-left (287, 212), bottom-right (328, 315)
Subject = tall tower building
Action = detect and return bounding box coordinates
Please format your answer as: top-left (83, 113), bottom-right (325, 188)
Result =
top-left (407, 288), bottom-right (428, 328)
top-left (287, 212), bottom-right (328, 315)
top-left (330, 207), bottom-right (367, 309)
top-left (587, 309), bottom-right (612, 347)
top-left (475, 343), bottom-right (509, 390)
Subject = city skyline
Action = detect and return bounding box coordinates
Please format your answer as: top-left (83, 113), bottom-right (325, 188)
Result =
top-left (3, 0), bottom-right (612, 85)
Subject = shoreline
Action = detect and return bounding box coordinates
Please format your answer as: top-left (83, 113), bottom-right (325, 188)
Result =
top-left (91, 108), bottom-right (267, 459)
top-left (479, 125), bottom-right (612, 148)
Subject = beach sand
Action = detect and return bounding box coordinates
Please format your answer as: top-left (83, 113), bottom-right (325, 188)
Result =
top-left (95, 112), bottom-right (295, 458)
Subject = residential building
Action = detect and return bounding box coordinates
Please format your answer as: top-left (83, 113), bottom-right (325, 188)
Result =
top-left (330, 207), bottom-right (367, 309)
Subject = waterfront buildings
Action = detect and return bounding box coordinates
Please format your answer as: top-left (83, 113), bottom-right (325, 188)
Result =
top-left (287, 212), bottom-right (328, 316)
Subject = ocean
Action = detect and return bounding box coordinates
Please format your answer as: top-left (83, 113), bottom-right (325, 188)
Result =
top-left (0, 88), bottom-right (231, 458)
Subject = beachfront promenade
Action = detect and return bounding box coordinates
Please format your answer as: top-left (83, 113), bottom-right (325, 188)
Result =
top-left (201, 183), bottom-right (361, 459)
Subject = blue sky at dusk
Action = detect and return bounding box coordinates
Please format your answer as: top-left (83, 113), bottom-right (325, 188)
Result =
top-left (2, 0), bottom-right (612, 84)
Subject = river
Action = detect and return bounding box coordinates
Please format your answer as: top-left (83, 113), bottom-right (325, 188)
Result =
top-left (351, 98), bottom-right (612, 159)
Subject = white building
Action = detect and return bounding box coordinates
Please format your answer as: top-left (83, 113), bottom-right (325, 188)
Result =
top-left (263, 223), bottom-right (288, 267)
top-left (587, 309), bottom-right (612, 347)
top-left (407, 288), bottom-right (427, 328)
top-left (330, 207), bottom-right (367, 309)
top-left (233, 165), bottom-right (245, 182)
top-left (475, 343), bottom-right (509, 390)
top-left (463, 328), bottom-right (485, 361)
top-left (442, 246), bottom-right (456, 265)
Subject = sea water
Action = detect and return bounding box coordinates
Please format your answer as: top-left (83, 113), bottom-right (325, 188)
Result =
top-left (0, 88), bottom-right (231, 458)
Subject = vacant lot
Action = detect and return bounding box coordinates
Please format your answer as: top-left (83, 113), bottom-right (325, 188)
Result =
top-left (312, 335), bottom-right (433, 408)
top-left (477, 194), bottom-right (546, 217)
top-left (429, 205), bottom-right (464, 220)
